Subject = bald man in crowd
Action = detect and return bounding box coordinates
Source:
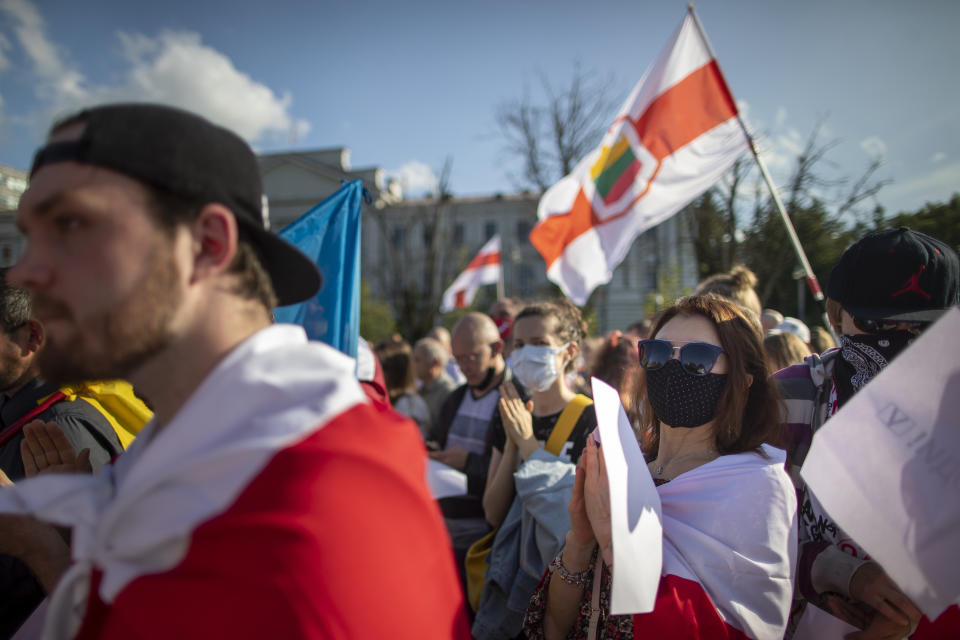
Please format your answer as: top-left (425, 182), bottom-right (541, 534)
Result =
top-left (427, 313), bottom-right (527, 583)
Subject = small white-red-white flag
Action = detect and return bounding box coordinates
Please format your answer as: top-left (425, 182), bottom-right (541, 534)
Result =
top-left (531, 10), bottom-right (749, 305)
top-left (441, 235), bottom-right (501, 312)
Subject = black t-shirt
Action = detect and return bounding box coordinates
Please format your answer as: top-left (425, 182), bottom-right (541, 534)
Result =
top-left (490, 400), bottom-right (597, 463)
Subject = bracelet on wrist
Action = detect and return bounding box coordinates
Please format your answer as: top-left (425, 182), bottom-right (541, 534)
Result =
top-left (549, 552), bottom-right (590, 587)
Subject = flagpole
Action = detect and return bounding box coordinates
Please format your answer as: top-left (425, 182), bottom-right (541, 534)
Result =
top-left (687, 4), bottom-right (837, 341)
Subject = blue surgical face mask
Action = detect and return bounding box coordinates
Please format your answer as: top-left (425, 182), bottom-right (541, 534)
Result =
top-left (508, 344), bottom-right (568, 392)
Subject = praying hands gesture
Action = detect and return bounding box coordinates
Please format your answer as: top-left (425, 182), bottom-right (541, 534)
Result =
top-left (21, 420), bottom-right (93, 477)
top-left (498, 381), bottom-right (538, 460)
top-left (581, 436), bottom-right (613, 567)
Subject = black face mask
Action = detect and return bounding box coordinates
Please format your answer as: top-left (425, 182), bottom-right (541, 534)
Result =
top-left (471, 366), bottom-right (498, 391)
top-left (646, 359), bottom-right (728, 428)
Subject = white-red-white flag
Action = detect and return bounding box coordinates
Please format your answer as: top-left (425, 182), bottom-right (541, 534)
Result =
top-left (531, 10), bottom-right (748, 305)
top-left (441, 234), bottom-right (501, 312)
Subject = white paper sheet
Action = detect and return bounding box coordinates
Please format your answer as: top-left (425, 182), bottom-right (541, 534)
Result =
top-left (590, 377), bottom-right (662, 615)
top-left (426, 458), bottom-right (468, 499)
top-left (791, 602), bottom-right (860, 640)
top-left (800, 306), bottom-right (960, 619)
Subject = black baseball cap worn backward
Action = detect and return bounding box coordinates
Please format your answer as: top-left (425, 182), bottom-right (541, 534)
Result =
top-left (30, 103), bottom-right (322, 307)
top-left (826, 227), bottom-right (959, 323)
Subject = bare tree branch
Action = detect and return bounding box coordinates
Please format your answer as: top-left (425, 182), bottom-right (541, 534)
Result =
top-left (496, 64), bottom-right (620, 191)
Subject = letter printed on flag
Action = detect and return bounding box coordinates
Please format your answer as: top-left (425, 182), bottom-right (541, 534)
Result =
top-left (274, 180), bottom-right (363, 359)
top-left (440, 235), bottom-right (501, 312)
top-left (531, 12), bottom-right (748, 304)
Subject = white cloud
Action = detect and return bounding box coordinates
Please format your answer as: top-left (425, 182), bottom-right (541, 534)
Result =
top-left (859, 136), bottom-right (887, 159)
top-left (775, 106), bottom-right (788, 127)
top-left (881, 161), bottom-right (960, 211)
top-left (0, 33), bottom-right (11, 71)
top-left (0, 0), bottom-right (86, 103)
top-left (930, 151), bottom-right (946, 164)
top-left (388, 160), bottom-right (438, 198)
top-left (0, 0), bottom-right (308, 144)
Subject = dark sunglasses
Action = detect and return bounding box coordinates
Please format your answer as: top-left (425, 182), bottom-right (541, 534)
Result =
top-left (637, 338), bottom-right (725, 376)
top-left (852, 316), bottom-right (928, 335)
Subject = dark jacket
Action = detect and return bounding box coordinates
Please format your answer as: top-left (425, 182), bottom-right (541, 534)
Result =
top-left (0, 377), bottom-right (123, 640)
top-left (429, 367), bottom-right (528, 519)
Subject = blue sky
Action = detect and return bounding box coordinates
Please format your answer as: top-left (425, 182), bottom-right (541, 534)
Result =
top-left (1, 0), bottom-right (958, 218)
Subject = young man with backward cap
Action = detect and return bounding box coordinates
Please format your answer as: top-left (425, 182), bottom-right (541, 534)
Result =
top-left (0, 103), bottom-right (469, 639)
top-left (776, 227), bottom-right (959, 638)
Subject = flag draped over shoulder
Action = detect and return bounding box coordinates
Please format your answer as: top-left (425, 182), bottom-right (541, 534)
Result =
top-left (634, 445), bottom-right (797, 639)
top-left (274, 180), bottom-right (363, 359)
top-left (531, 12), bottom-right (748, 305)
top-left (441, 234), bottom-right (501, 312)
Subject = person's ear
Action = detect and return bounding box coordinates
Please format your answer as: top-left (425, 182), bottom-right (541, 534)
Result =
top-left (190, 204), bottom-right (239, 282)
top-left (24, 319), bottom-right (44, 354)
top-left (490, 339), bottom-right (504, 357)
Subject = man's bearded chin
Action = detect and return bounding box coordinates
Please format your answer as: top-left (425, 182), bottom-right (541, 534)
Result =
top-left (34, 250), bottom-right (182, 386)
top-left (37, 319), bottom-right (173, 387)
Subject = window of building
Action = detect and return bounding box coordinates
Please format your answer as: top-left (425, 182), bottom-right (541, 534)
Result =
top-left (484, 221), bottom-right (497, 240)
top-left (516, 220), bottom-right (531, 242)
top-left (518, 264), bottom-right (534, 296)
top-left (391, 226), bottom-right (405, 251)
top-left (453, 223), bottom-right (464, 245)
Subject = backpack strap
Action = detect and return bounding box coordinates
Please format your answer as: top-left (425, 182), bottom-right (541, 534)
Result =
top-left (0, 391), bottom-right (68, 448)
top-left (544, 394), bottom-right (593, 456)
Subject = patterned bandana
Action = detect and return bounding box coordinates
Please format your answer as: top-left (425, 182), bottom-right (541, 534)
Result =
top-left (838, 330), bottom-right (916, 391)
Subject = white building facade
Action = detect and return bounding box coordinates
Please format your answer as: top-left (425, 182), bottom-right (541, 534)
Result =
top-left (0, 165), bottom-right (28, 267)
top-left (260, 148), bottom-right (699, 333)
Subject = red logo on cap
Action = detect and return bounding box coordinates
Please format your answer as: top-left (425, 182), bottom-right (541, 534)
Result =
top-left (891, 265), bottom-right (931, 300)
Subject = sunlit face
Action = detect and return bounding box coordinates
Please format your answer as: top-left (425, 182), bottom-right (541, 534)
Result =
top-left (451, 331), bottom-right (499, 387)
top-left (10, 159), bottom-right (187, 385)
top-left (654, 313), bottom-right (728, 375)
top-left (512, 315), bottom-right (570, 372)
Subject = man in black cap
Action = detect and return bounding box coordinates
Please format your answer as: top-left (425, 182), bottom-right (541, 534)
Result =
top-left (777, 227), bottom-right (959, 638)
top-left (0, 104), bottom-right (468, 638)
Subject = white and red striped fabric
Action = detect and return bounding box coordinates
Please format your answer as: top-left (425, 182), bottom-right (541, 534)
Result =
top-left (0, 324), bottom-right (469, 639)
top-left (633, 445), bottom-right (797, 639)
top-left (440, 234), bottom-right (501, 312)
top-left (531, 11), bottom-right (749, 305)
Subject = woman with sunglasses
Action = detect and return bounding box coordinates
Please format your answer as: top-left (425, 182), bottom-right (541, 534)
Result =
top-left (525, 294), bottom-right (796, 640)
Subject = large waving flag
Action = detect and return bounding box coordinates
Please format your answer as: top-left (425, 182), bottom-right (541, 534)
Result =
top-left (531, 10), bottom-right (749, 305)
top-left (440, 235), bottom-right (501, 312)
top-left (274, 180), bottom-right (363, 359)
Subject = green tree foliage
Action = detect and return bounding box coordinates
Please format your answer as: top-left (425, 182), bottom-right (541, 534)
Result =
top-left (359, 280), bottom-right (397, 344)
top-left (687, 190), bottom-right (728, 279)
top-left (743, 198), bottom-right (854, 326)
top-left (888, 193), bottom-right (960, 254)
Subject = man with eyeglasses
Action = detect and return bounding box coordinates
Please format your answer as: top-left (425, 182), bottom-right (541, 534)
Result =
top-left (427, 312), bottom-right (528, 590)
top-left (776, 227), bottom-right (959, 638)
top-left (0, 269), bottom-right (122, 637)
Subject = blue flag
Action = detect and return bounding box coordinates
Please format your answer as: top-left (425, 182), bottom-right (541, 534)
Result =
top-left (274, 180), bottom-right (363, 359)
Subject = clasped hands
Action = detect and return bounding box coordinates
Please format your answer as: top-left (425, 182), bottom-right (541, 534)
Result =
top-left (497, 380), bottom-right (539, 460)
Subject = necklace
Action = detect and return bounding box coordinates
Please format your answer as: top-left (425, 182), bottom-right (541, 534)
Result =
top-left (653, 450), bottom-right (717, 478)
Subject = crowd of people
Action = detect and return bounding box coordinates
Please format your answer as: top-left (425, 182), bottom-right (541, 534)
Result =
top-left (0, 103), bottom-right (955, 639)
